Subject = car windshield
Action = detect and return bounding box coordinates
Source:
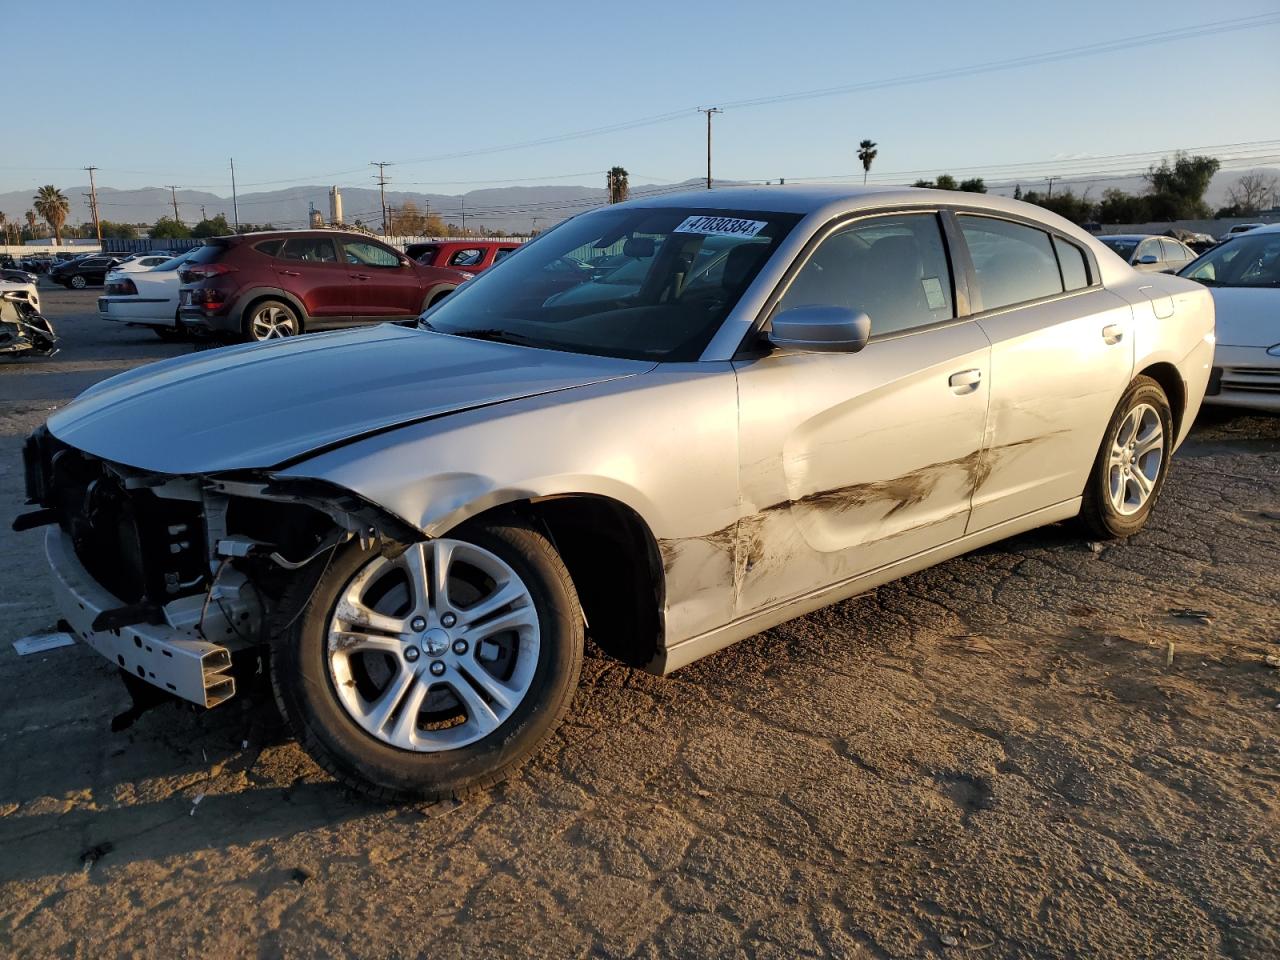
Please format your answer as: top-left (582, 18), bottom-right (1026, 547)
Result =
top-left (419, 206), bottom-right (799, 361)
top-left (1180, 232), bottom-right (1280, 287)
top-left (1100, 237), bottom-right (1138, 260)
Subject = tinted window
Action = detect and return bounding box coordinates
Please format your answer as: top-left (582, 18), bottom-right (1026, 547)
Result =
top-left (344, 240), bottom-right (400, 267)
top-left (779, 213), bottom-right (954, 336)
top-left (1181, 232), bottom-right (1280, 287)
top-left (185, 242), bottom-right (230, 265)
top-left (494, 247), bottom-right (517, 262)
top-left (1053, 236), bottom-right (1089, 290)
top-left (959, 216), bottom-right (1062, 310)
top-left (280, 237), bottom-right (338, 263)
top-left (254, 239), bottom-right (283, 257)
top-left (449, 248), bottom-right (484, 267)
top-left (1100, 237), bottom-right (1138, 261)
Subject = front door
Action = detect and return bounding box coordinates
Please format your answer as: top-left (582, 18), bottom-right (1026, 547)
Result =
top-left (341, 238), bottom-right (422, 320)
top-left (732, 211), bottom-right (990, 616)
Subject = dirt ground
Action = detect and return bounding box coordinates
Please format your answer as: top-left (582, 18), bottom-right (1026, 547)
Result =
top-left (1, 288), bottom-right (1277, 959)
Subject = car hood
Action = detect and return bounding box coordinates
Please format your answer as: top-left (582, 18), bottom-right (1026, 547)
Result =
top-left (1207, 286), bottom-right (1279, 347)
top-left (47, 324), bottom-right (653, 473)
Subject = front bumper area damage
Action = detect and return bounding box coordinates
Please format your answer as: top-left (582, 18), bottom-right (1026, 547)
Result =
top-left (18, 426), bottom-right (419, 710)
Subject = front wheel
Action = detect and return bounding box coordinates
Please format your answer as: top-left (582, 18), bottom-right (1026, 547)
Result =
top-left (69, 274), bottom-right (87, 289)
top-left (1080, 376), bottom-right (1173, 539)
top-left (271, 519), bottom-right (584, 801)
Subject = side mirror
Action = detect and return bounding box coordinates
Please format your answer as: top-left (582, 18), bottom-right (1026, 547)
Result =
top-left (768, 305), bottom-right (871, 353)
top-left (1136, 254), bottom-right (1159, 265)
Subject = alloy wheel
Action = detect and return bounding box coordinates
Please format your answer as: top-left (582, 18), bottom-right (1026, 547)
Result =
top-left (250, 305), bottom-right (297, 339)
top-left (327, 539), bottom-right (540, 752)
top-left (1107, 402), bottom-right (1164, 516)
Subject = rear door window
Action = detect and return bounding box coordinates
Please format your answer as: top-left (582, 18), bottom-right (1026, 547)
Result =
top-left (448, 248), bottom-right (485, 267)
top-left (1052, 236), bottom-right (1090, 290)
top-left (254, 239), bottom-right (283, 257)
top-left (280, 237), bottom-right (338, 263)
top-left (494, 247), bottom-right (517, 263)
top-left (958, 216), bottom-right (1063, 310)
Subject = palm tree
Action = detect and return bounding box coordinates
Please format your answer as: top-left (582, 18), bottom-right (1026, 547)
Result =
top-left (24, 209), bottom-right (37, 240)
top-left (0, 212), bottom-right (7, 244)
top-left (607, 166), bottom-right (629, 204)
top-left (33, 185), bottom-right (70, 245)
top-left (857, 140), bottom-right (878, 184)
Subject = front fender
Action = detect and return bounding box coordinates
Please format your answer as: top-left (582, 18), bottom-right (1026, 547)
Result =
top-left (276, 364), bottom-right (743, 646)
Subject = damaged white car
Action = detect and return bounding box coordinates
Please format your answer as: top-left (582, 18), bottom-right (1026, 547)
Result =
top-left (18, 187), bottom-right (1214, 800)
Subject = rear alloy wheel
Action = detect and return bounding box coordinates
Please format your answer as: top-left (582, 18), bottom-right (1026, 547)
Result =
top-left (246, 300), bottom-right (300, 341)
top-left (1080, 376), bottom-right (1172, 539)
top-left (70, 274), bottom-right (87, 289)
top-left (271, 520), bottom-right (584, 801)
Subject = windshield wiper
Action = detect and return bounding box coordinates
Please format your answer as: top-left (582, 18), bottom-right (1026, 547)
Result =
top-left (444, 327), bottom-right (542, 347)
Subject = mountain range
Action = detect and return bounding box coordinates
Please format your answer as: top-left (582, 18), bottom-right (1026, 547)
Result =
top-left (1, 168), bottom-right (1274, 235)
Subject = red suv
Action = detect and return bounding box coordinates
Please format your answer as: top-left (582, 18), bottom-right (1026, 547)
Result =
top-left (407, 240), bottom-right (521, 273)
top-left (178, 230), bottom-right (471, 341)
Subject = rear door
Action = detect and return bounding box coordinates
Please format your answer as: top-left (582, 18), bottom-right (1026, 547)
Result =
top-left (957, 214), bottom-right (1134, 531)
top-left (275, 236), bottom-right (352, 326)
top-left (340, 238), bottom-right (422, 320)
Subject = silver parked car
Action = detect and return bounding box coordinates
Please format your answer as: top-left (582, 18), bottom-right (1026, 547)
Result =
top-left (18, 186), bottom-right (1214, 800)
top-left (1098, 234), bottom-right (1198, 274)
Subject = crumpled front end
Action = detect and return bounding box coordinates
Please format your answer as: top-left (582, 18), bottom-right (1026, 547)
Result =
top-left (18, 426), bottom-right (419, 708)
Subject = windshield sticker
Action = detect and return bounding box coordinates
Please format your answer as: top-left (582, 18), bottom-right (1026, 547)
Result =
top-left (674, 216), bottom-right (768, 238)
top-left (922, 277), bottom-right (946, 310)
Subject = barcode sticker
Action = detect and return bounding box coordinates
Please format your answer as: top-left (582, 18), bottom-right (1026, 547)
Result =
top-left (674, 216), bottom-right (768, 238)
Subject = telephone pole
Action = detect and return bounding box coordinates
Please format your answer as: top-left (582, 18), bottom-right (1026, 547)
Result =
top-left (165, 185), bottom-right (181, 223)
top-left (1045, 175), bottom-right (1060, 198)
top-left (460, 197), bottom-right (466, 236)
top-left (371, 161), bottom-right (391, 234)
top-left (230, 158), bottom-right (240, 232)
top-left (83, 166), bottom-right (102, 243)
top-left (698, 107), bottom-right (722, 190)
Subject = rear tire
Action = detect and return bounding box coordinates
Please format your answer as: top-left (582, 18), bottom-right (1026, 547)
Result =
top-left (70, 275), bottom-right (86, 289)
top-left (270, 519), bottom-right (584, 801)
top-left (244, 299), bottom-right (301, 342)
top-left (1080, 376), bottom-right (1173, 539)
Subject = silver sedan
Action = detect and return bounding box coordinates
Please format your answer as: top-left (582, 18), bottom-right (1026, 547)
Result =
top-left (20, 186), bottom-right (1214, 799)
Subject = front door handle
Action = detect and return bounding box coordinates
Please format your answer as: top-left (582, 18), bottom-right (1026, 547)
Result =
top-left (350, 273), bottom-right (371, 281)
top-left (278, 269), bottom-right (301, 277)
top-left (949, 369), bottom-right (982, 393)
top-left (1102, 324), bottom-right (1124, 345)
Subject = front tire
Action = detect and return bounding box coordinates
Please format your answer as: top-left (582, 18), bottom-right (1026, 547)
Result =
top-left (69, 274), bottom-right (86, 289)
top-left (271, 519), bottom-right (584, 801)
top-left (1080, 376), bottom-right (1173, 539)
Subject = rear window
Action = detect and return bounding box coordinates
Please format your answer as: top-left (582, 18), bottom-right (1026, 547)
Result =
top-left (449, 248), bottom-right (485, 267)
top-left (1053, 236), bottom-right (1090, 290)
top-left (184, 242), bottom-right (230, 265)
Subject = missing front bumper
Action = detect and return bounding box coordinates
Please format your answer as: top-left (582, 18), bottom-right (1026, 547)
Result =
top-left (45, 529), bottom-right (240, 708)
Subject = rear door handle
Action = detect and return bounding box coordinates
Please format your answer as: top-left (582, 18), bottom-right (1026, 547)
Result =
top-left (1102, 324), bottom-right (1124, 345)
top-left (949, 369), bottom-right (982, 393)
top-left (278, 269), bottom-right (301, 277)
top-left (350, 273), bottom-right (371, 281)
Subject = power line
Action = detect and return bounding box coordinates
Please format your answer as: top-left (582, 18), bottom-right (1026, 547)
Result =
top-left (371, 162), bottom-right (391, 235)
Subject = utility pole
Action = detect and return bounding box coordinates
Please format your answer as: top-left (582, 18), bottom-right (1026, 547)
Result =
top-left (83, 166), bottom-right (102, 243)
top-left (230, 158), bottom-right (240, 232)
top-left (371, 161), bottom-right (391, 234)
top-left (1046, 175), bottom-right (1059, 198)
top-left (698, 107), bottom-right (722, 190)
top-left (460, 197), bottom-right (466, 236)
top-left (166, 185), bottom-right (181, 222)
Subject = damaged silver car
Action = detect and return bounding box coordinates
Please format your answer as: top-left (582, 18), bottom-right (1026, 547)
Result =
top-left (17, 187), bottom-right (1215, 800)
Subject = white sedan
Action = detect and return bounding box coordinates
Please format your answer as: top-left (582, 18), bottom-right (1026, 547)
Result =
top-left (1179, 224), bottom-right (1280, 411)
top-left (106, 252), bottom-right (182, 280)
top-left (98, 251), bottom-right (196, 340)
top-left (0, 278), bottom-right (41, 314)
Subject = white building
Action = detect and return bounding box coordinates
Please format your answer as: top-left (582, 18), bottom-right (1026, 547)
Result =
top-left (329, 186), bottom-right (343, 225)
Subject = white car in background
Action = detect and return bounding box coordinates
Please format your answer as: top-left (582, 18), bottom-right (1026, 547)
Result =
top-left (0, 278), bottom-right (41, 314)
top-left (1216, 223), bottom-right (1265, 243)
top-left (1179, 223), bottom-right (1280, 411)
top-left (98, 251), bottom-right (197, 340)
top-left (107, 252), bottom-right (182, 279)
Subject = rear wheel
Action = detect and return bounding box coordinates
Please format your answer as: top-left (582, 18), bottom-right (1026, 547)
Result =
top-left (1080, 376), bottom-right (1173, 539)
top-left (245, 299), bottom-right (301, 341)
top-left (271, 519), bottom-right (584, 801)
top-left (69, 274), bottom-right (87, 289)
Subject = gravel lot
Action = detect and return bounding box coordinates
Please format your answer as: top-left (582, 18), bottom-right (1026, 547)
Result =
top-left (1, 286), bottom-right (1277, 959)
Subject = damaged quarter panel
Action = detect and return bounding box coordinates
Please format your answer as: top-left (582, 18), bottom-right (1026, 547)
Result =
top-left (275, 363), bottom-right (741, 647)
top-left (43, 324), bottom-right (650, 474)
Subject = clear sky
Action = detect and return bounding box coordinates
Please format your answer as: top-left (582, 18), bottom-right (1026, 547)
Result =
top-left (3, 0), bottom-right (1278, 198)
